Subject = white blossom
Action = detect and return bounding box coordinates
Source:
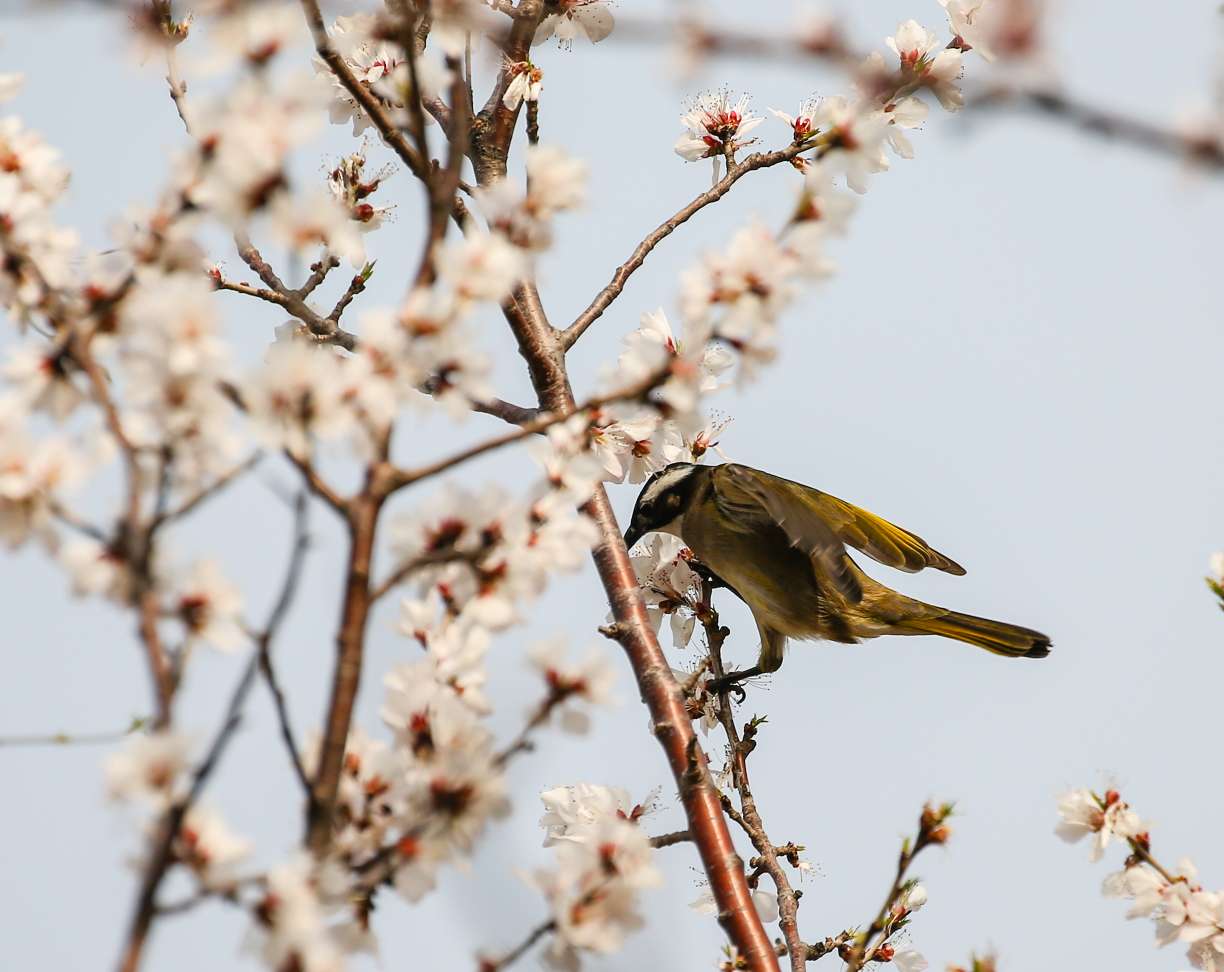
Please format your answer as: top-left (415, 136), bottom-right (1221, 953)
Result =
top-left (243, 341), bottom-right (353, 457)
top-left (105, 730), bottom-right (192, 805)
top-left (502, 60), bottom-right (543, 110)
top-left (940, 0), bottom-right (999, 61)
top-left (534, 0), bottom-right (615, 48)
top-left (527, 637), bottom-right (616, 733)
top-left (1056, 788), bottom-right (1143, 862)
top-left (675, 90), bottom-right (763, 181)
top-left (170, 559), bottom-right (246, 652)
top-left (174, 805), bottom-right (252, 892)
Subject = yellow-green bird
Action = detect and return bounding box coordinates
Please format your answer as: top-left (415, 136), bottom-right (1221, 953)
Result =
top-left (623, 462), bottom-right (1050, 685)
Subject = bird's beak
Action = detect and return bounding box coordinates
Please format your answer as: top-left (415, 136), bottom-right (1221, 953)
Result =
top-left (623, 522), bottom-right (642, 550)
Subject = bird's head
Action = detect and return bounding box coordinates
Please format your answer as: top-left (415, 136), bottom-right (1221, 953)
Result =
top-left (623, 462), bottom-right (703, 550)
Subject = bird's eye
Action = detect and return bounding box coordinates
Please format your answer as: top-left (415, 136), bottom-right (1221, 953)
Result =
top-left (665, 493), bottom-right (681, 508)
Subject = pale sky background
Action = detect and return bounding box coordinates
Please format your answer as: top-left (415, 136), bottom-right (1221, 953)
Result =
top-left (2, 2), bottom-right (1223, 971)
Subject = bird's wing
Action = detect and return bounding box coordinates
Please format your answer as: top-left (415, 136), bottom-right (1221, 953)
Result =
top-left (710, 464), bottom-right (863, 603)
top-left (772, 474), bottom-right (966, 576)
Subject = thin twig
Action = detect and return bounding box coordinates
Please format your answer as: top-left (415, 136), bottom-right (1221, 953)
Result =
top-left (232, 235), bottom-right (358, 351)
top-left (492, 691), bottom-right (565, 769)
top-left (284, 451), bottom-right (348, 515)
top-left (842, 805), bottom-right (951, 972)
top-left (701, 581), bottom-right (807, 972)
top-left (562, 142), bottom-right (808, 350)
top-left (151, 453), bottom-right (262, 528)
top-left (115, 654), bottom-right (260, 972)
top-left (256, 490), bottom-right (314, 803)
top-left (296, 252), bottom-right (339, 298)
top-left (649, 829), bottom-right (693, 849)
top-left (385, 364), bottom-right (672, 493)
top-left (0, 723), bottom-right (142, 748)
top-left (480, 916), bottom-right (556, 972)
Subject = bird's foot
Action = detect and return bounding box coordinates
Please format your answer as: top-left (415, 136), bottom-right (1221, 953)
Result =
top-left (706, 666), bottom-right (762, 701)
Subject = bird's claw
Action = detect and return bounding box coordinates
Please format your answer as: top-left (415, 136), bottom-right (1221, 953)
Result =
top-left (706, 672), bottom-right (750, 701)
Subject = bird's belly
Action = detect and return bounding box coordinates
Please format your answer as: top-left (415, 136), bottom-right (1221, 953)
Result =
top-left (681, 524), bottom-right (823, 636)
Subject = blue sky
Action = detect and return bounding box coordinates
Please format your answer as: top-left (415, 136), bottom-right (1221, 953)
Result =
top-left (2, 2), bottom-right (1222, 970)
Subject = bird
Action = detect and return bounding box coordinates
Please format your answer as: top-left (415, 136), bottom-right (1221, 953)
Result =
top-left (622, 462), bottom-right (1050, 688)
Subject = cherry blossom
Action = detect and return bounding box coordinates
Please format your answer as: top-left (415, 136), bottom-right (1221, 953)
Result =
top-left (534, 0), bottom-right (615, 49)
top-left (675, 89), bottom-right (764, 180)
top-left (886, 20), bottom-right (965, 111)
top-left (770, 97), bottom-right (821, 142)
top-left (104, 730), bottom-right (193, 805)
top-left (2, 342), bottom-right (83, 420)
top-left (317, 14), bottom-right (407, 136)
top-left (503, 59), bottom-right (543, 110)
top-left (810, 95), bottom-right (891, 194)
top-left (250, 854), bottom-right (348, 972)
top-left (539, 784), bottom-right (634, 845)
top-left (172, 804), bottom-right (253, 892)
top-left (540, 818), bottom-right (661, 965)
top-left (61, 537), bottom-right (133, 601)
top-left (170, 559), bottom-right (246, 652)
top-left (269, 189), bottom-right (367, 268)
top-left (242, 341), bottom-right (353, 457)
top-left (0, 419), bottom-right (84, 549)
top-left (527, 636), bottom-right (617, 733)
top-left (940, 0), bottom-right (998, 61)
top-left (1056, 788), bottom-right (1143, 861)
top-left (207, 2), bottom-right (303, 69)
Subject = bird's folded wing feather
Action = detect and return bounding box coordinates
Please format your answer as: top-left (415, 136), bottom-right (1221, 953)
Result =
top-left (774, 476), bottom-right (966, 576)
top-left (711, 464), bottom-right (864, 603)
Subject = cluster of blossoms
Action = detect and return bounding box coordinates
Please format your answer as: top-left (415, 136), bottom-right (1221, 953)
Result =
top-left (675, 7), bottom-right (991, 187)
top-left (105, 730), bottom-right (253, 895)
top-left (519, 784), bottom-right (663, 970)
top-left (305, 629), bottom-right (615, 925)
top-left (1058, 788), bottom-right (1224, 971)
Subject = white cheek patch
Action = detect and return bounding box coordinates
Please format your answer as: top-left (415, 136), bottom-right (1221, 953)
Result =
top-left (639, 466), bottom-right (694, 508)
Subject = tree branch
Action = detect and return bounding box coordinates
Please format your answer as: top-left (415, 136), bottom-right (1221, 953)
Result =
top-left (562, 143), bottom-right (808, 350)
top-left (255, 490), bottom-right (314, 804)
top-left (701, 583), bottom-right (806, 972)
top-left (385, 364), bottom-right (671, 493)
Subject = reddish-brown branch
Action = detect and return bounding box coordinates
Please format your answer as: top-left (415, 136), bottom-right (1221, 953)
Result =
top-left (305, 492), bottom-right (383, 853)
top-left (461, 4), bottom-right (775, 954)
top-left (495, 295), bottom-right (776, 969)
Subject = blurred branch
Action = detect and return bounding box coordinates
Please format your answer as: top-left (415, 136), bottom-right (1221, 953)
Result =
top-left (151, 453), bottom-right (262, 528)
top-left (0, 718), bottom-right (144, 748)
top-left (256, 490), bottom-right (315, 806)
top-left (966, 87), bottom-right (1224, 169)
top-left (611, 16), bottom-right (1224, 173)
top-left (116, 482), bottom-right (316, 972)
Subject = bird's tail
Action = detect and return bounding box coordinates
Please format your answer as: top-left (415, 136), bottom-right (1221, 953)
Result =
top-left (893, 609), bottom-right (1051, 659)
